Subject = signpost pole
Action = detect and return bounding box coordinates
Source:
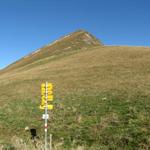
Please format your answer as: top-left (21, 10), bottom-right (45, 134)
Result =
top-left (45, 82), bottom-right (48, 150)
top-left (40, 82), bottom-right (53, 150)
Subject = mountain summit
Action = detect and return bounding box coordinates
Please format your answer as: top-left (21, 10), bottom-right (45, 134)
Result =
top-left (3, 30), bottom-right (102, 72)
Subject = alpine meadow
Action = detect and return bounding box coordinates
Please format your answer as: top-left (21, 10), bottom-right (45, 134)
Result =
top-left (0, 30), bottom-right (150, 149)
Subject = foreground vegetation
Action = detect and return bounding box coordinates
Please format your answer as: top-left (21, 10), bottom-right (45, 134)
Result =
top-left (1, 90), bottom-right (150, 149)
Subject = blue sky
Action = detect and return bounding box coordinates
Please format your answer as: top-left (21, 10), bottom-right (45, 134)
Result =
top-left (0, 0), bottom-right (150, 69)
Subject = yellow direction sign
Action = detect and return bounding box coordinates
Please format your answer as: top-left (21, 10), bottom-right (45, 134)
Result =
top-left (40, 82), bottom-right (54, 110)
top-left (47, 83), bottom-right (53, 88)
top-left (39, 104), bottom-right (53, 110)
top-left (41, 88), bottom-right (46, 94)
top-left (41, 83), bottom-right (46, 88)
top-left (41, 95), bottom-right (53, 101)
top-left (41, 83), bottom-right (53, 88)
top-left (41, 83), bottom-right (53, 94)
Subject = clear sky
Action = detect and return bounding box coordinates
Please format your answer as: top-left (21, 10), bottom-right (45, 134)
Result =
top-left (0, 0), bottom-right (150, 69)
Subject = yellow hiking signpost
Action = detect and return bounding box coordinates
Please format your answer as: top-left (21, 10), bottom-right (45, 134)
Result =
top-left (39, 82), bottom-right (53, 150)
top-left (40, 83), bottom-right (53, 110)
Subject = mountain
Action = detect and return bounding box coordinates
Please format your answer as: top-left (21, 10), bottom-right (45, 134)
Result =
top-left (0, 30), bottom-right (150, 149)
top-left (1, 30), bottom-right (102, 73)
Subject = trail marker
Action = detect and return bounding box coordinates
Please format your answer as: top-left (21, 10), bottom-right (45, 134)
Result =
top-left (39, 82), bottom-right (53, 150)
top-left (42, 114), bottom-right (49, 120)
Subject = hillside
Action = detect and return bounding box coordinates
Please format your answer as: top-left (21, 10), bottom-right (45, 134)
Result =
top-left (0, 30), bottom-right (102, 74)
top-left (0, 30), bottom-right (150, 149)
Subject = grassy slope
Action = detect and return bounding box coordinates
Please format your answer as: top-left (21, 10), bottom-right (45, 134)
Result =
top-left (1, 30), bottom-right (101, 74)
top-left (1, 42), bottom-right (150, 148)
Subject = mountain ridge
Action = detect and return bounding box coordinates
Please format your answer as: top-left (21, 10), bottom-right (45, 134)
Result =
top-left (1, 30), bottom-right (102, 74)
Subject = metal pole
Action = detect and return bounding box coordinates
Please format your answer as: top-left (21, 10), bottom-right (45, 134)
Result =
top-left (45, 82), bottom-right (48, 150)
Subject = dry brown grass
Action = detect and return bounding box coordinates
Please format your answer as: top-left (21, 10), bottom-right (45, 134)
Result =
top-left (1, 45), bottom-right (150, 96)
